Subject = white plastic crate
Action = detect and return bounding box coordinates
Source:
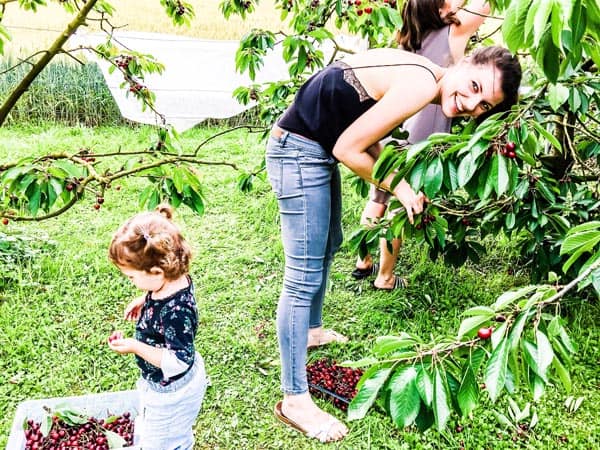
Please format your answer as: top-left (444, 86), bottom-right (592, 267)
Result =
top-left (6, 390), bottom-right (140, 450)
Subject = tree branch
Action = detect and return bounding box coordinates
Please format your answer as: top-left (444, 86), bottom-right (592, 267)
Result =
top-left (0, 0), bottom-right (100, 126)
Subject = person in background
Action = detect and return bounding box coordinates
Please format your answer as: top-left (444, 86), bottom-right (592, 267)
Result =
top-left (267, 39), bottom-right (521, 441)
top-left (107, 204), bottom-right (207, 450)
top-left (352, 0), bottom-right (491, 290)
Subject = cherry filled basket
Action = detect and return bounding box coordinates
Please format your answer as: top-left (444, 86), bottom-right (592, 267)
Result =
top-left (306, 358), bottom-right (364, 411)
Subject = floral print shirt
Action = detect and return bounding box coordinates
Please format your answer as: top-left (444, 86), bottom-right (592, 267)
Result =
top-left (135, 277), bottom-right (198, 385)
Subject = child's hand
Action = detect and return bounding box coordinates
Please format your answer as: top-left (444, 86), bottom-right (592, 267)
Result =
top-left (124, 295), bottom-right (145, 321)
top-left (108, 330), bottom-right (124, 343)
top-left (107, 331), bottom-right (137, 354)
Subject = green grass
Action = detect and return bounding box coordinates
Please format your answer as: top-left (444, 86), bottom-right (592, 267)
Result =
top-left (1, 124), bottom-right (600, 449)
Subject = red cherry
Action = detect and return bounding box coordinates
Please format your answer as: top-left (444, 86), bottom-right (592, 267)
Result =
top-left (97, 197), bottom-right (105, 204)
top-left (2, 218), bottom-right (8, 225)
top-left (66, 183), bottom-right (74, 192)
top-left (477, 327), bottom-right (493, 340)
top-left (94, 203), bottom-right (101, 210)
top-left (507, 151), bottom-right (516, 159)
top-left (357, 9), bottom-right (363, 15)
top-left (505, 141), bottom-right (516, 152)
top-left (354, 0), bottom-right (361, 5)
top-left (365, 6), bottom-right (373, 13)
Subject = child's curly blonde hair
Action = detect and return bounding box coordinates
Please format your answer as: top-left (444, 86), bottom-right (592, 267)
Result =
top-left (109, 204), bottom-right (191, 279)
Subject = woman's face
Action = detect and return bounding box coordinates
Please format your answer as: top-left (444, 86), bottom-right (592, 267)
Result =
top-left (439, 61), bottom-right (505, 119)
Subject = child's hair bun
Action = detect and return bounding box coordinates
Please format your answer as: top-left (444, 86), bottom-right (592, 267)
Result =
top-left (156, 204), bottom-right (174, 220)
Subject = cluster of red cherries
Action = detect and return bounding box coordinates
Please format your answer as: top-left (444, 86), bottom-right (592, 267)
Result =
top-left (501, 141), bottom-right (518, 159)
top-left (352, 0), bottom-right (398, 16)
top-left (415, 214), bottom-right (436, 230)
top-left (114, 55), bottom-right (133, 71)
top-left (307, 358), bottom-right (364, 411)
top-left (23, 412), bottom-right (134, 450)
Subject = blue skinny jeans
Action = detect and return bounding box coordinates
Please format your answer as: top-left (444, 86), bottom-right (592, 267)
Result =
top-left (266, 131), bottom-right (343, 395)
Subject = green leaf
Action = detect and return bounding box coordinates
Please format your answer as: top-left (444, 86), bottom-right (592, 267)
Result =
top-left (40, 413), bottom-right (52, 437)
top-left (528, 370), bottom-right (546, 401)
top-left (547, 83), bottom-right (570, 111)
top-left (552, 356), bottom-right (572, 393)
top-left (104, 429), bottom-right (127, 448)
top-left (388, 366), bottom-right (421, 428)
top-left (53, 160), bottom-right (85, 179)
top-left (415, 365), bottom-right (434, 407)
top-left (414, 403), bottom-right (435, 432)
top-left (502, 0), bottom-right (531, 52)
top-left (340, 357), bottom-right (379, 368)
top-left (433, 367), bottom-right (451, 431)
top-left (484, 338), bottom-right (509, 402)
top-left (457, 149), bottom-right (478, 187)
top-left (491, 285), bottom-right (537, 311)
top-left (535, 330), bottom-right (555, 379)
top-left (495, 153), bottom-right (509, 196)
top-left (538, 32), bottom-right (561, 83)
top-left (457, 365), bottom-right (479, 417)
top-left (491, 320), bottom-right (509, 350)
top-left (493, 410), bottom-right (516, 430)
top-left (532, 0), bottom-right (553, 47)
top-left (28, 184), bottom-right (41, 216)
top-left (348, 367), bottom-right (392, 420)
top-left (405, 140), bottom-right (431, 162)
top-left (523, 339), bottom-right (550, 383)
top-left (531, 119), bottom-right (562, 151)
top-left (423, 157), bottom-right (443, 198)
top-left (508, 311), bottom-right (530, 350)
top-left (409, 159), bottom-right (427, 192)
top-left (372, 334), bottom-right (417, 357)
top-left (560, 229), bottom-right (600, 255)
top-left (462, 306), bottom-right (496, 317)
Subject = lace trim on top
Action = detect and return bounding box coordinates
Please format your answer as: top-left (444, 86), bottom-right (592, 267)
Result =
top-left (335, 60), bottom-right (372, 103)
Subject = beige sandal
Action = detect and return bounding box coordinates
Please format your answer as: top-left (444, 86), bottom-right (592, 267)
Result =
top-left (307, 329), bottom-right (348, 349)
top-left (274, 401), bottom-right (346, 443)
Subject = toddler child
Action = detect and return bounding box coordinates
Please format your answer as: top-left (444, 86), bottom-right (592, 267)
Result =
top-left (107, 204), bottom-right (207, 450)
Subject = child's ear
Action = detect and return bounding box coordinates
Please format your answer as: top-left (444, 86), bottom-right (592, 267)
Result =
top-left (149, 267), bottom-right (164, 276)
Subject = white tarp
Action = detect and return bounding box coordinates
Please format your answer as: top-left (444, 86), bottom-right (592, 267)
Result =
top-left (70, 31), bottom-right (368, 132)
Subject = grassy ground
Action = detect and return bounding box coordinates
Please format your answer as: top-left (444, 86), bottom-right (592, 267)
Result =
top-left (1, 124), bottom-right (600, 449)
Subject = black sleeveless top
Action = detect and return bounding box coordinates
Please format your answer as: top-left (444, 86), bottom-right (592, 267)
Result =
top-left (277, 61), bottom-right (376, 154)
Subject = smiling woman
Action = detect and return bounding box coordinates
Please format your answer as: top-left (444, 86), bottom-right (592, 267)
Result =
top-left (266, 44), bottom-right (521, 443)
top-left (439, 46), bottom-right (522, 120)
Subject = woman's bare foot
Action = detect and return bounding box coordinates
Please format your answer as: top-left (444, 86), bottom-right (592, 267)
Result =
top-left (279, 393), bottom-right (348, 442)
top-left (373, 274), bottom-right (407, 290)
top-left (355, 254), bottom-right (373, 271)
top-left (307, 327), bottom-right (348, 348)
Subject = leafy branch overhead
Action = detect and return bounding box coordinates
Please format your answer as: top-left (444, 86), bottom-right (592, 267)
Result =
top-left (0, 1), bottom-right (263, 221)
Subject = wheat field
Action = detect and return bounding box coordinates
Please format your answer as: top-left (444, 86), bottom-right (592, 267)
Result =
top-left (2, 0), bottom-right (280, 56)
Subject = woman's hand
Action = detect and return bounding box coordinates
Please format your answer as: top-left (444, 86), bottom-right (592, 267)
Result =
top-left (124, 295), bottom-right (145, 321)
top-left (393, 179), bottom-right (426, 224)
